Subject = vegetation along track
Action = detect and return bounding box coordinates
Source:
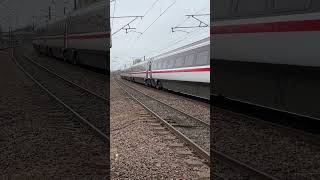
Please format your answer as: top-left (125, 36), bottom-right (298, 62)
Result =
top-left (12, 52), bottom-right (108, 141)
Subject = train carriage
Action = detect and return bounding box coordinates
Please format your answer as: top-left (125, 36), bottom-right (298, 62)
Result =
top-left (32, 0), bottom-right (110, 71)
top-left (212, 0), bottom-right (320, 119)
top-left (121, 38), bottom-right (210, 99)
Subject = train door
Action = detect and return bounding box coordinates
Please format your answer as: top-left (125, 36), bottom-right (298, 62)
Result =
top-left (145, 63), bottom-right (149, 79)
top-left (63, 19), bottom-right (68, 49)
top-left (145, 61), bottom-right (152, 86)
top-left (148, 61), bottom-right (152, 79)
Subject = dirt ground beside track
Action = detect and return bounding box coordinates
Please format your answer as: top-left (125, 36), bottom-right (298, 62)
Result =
top-left (110, 78), bottom-right (209, 179)
top-left (0, 50), bottom-right (108, 179)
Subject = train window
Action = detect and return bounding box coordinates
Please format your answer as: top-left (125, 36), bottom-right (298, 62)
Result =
top-left (236, 0), bottom-right (268, 15)
top-left (160, 59), bottom-right (166, 69)
top-left (164, 59), bottom-right (170, 69)
top-left (151, 62), bottom-right (156, 69)
top-left (153, 61), bottom-right (157, 70)
top-left (184, 54), bottom-right (195, 67)
top-left (168, 58), bottom-right (176, 69)
top-left (214, 0), bottom-right (233, 19)
top-left (273, 0), bottom-right (310, 12)
top-left (157, 61), bottom-right (161, 69)
top-left (159, 61), bottom-right (162, 70)
top-left (175, 56), bottom-right (184, 68)
top-left (195, 51), bottom-right (209, 66)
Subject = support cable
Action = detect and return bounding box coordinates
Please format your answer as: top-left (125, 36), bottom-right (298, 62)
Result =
top-left (136, 0), bottom-right (176, 39)
top-left (171, 14), bottom-right (209, 33)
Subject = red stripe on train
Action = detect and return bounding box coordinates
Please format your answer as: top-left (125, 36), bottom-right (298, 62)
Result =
top-left (211, 19), bottom-right (320, 34)
top-left (68, 33), bottom-right (110, 39)
top-left (130, 67), bottom-right (210, 74)
top-left (33, 33), bottom-right (110, 40)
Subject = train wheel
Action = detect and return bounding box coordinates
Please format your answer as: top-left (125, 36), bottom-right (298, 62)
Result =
top-left (72, 52), bottom-right (78, 65)
top-left (46, 47), bottom-right (50, 56)
top-left (49, 48), bottom-right (53, 57)
top-left (62, 50), bottom-right (68, 62)
top-left (156, 81), bottom-right (162, 90)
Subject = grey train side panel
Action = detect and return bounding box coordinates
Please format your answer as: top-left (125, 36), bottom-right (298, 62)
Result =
top-left (212, 0), bottom-right (320, 119)
top-left (33, 1), bottom-right (110, 70)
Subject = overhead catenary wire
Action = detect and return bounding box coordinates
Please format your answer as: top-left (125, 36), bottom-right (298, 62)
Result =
top-left (112, 16), bottom-right (142, 36)
top-left (143, 0), bottom-right (161, 17)
top-left (137, 0), bottom-right (176, 39)
top-left (113, 1), bottom-right (209, 70)
top-left (111, 0), bottom-right (160, 35)
top-left (123, 0), bottom-right (162, 35)
top-left (145, 8), bottom-right (209, 57)
top-left (146, 27), bottom-right (202, 57)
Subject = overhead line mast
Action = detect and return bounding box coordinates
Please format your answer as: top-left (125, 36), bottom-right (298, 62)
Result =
top-left (111, 16), bottom-right (143, 35)
top-left (171, 14), bottom-right (209, 33)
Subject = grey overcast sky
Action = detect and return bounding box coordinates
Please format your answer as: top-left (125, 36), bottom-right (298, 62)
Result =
top-left (111, 0), bottom-right (210, 71)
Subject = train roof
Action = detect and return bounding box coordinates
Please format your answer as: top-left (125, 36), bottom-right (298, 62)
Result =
top-left (70, 0), bottom-right (108, 18)
top-left (123, 37), bottom-right (210, 70)
top-left (153, 37), bottom-right (210, 60)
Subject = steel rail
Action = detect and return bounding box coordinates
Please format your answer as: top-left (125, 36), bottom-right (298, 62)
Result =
top-left (212, 94), bottom-right (320, 147)
top-left (115, 78), bottom-right (210, 161)
top-left (120, 79), bottom-right (209, 126)
top-left (12, 54), bottom-right (109, 141)
top-left (116, 78), bottom-right (279, 180)
top-left (24, 55), bottom-right (108, 101)
top-left (213, 150), bottom-right (279, 180)
top-left (124, 78), bottom-right (210, 107)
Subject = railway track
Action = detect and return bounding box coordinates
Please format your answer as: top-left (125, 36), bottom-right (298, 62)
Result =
top-left (0, 49), bottom-right (108, 177)
top-left (115, 78), bottom-right (278, 179)
top-left (212, 96), bottom-right (320, 179)
top-left (115, 78), bottom-right (209, 158)
top-left (28, 52), bottom-right (108, 98)
top-left (11, 51), bottom-right (109, 141)
top-left (213, 95), bottom-right (320, 147)
top-left (122, 79), bottom-right (210, 125)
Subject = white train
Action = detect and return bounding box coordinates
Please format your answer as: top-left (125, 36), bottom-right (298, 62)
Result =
top-left (32, 0), bottom-right (110, 71)
top-left (121, 38), bottom-right (210, 99)
top-left (212, 0), bottom-right (320, 119)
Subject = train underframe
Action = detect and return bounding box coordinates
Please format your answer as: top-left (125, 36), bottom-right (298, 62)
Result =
top-left (33, 44), bottom-right (109, 72)
top-left (212, 59), bottom-right (320, 119)
top-left (121, 76), bottom-right (210, 100)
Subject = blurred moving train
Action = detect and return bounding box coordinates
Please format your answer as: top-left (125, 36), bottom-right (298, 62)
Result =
top-left (32, 0), bottom-right (110, 71)
top-left (121, 38), bottom-right (210, 99)
top-left (212, 0), bottom-right (320, 119)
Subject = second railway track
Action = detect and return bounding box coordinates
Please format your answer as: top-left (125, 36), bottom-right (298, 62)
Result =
top-left (115, 78), bottom-right (210, 160)
top-left (12, 51), bottom-right (109, 140)
top-left (116, 78), bottom-right (280, 180)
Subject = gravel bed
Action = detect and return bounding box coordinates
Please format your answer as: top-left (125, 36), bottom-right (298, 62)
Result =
top-left (110, 78), bottom-right (209, 179)
top-left (212, 106), bottom-right (320, 180)
top-left (14, 49), bottom-right (108, 135)
top-left (122, 79), bottom-right (210, 124)
top-left (0, 50), bottom-right (108, 178)
top-left (117, 80), bottom-right (210, 153)
top-left (24, 45), bottom-right (108, 98)
top-left (211, 158), bottom-right (255, 180)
